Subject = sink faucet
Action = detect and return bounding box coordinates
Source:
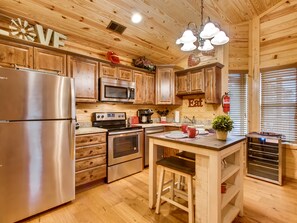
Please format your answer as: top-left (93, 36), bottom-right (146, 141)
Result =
top-left (184, 116), bottom-right (196, 124)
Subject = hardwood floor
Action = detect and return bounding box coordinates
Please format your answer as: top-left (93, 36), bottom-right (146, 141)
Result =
top-left (19, 169), bottom-right (297, 223)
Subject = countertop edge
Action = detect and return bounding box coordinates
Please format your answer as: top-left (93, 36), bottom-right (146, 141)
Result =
top-left (148, 134), bottom-right (246, 151)
top-left (75, 127), bottom-right (107, 135)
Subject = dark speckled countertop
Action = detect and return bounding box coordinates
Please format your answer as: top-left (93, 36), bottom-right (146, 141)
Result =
top-left (148, 132), bottom-right (246, 151)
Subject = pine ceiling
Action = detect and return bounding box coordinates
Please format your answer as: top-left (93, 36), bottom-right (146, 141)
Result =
top-left (0, 0), bottom-right (282, 64)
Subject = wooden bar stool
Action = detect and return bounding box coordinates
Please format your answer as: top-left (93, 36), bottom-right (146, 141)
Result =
top-left (176, 151), bottom-right (195, 161)
top-left (155, 156), bottom-right (195, 223)
top-left (176, 151), bottom-right (195, 189)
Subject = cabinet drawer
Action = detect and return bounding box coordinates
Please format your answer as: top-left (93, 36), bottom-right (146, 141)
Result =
top-left (76, 155), bottom-right (106, 172)
top-left (76, 143), bottom-right (106, 159)
top-left (76, 133), bottom-right (106, 146)
top-left (75, 165), bottom-right (106, 186)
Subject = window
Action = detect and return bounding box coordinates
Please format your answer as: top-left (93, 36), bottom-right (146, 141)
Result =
top-left (228, 73), bottom-right (248, 135)
top-left (261, 68), bottom-right (297, 142)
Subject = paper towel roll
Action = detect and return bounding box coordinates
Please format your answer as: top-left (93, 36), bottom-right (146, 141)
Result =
top-left (174, 111), bottom-right (180, 123)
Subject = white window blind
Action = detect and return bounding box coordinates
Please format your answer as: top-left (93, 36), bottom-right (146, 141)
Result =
top-left (261, 68), bottom-right (297, 142)
top-left (228, 73), bottom-right (248, 135)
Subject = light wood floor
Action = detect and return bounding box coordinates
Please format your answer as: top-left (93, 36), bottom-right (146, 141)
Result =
top-left (19, 169), bottom-right (297, 223)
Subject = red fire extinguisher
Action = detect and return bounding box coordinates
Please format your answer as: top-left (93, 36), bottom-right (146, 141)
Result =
top-left (222, 92), bottom-right (230, 113)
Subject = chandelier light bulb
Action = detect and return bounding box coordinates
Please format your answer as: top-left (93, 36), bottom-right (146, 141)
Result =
top-left (200, 22), bottom-right (220, 39)
top-left (179, 29), bottom-right (197, 44)
top-left (181, 42), bottom-right (197, 51)
top-left (176, 38), bottom-right (182, 44)
top-left (211, 31), bottom-right (230, 45)
top-left (198, 39), bottom-right (214, 51)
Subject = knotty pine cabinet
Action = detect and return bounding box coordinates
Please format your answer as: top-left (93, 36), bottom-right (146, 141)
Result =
top-left (34, 47), bottom-right (67, 76)
top-left (99, 62), bottom-right (133, 81)
top-left (175, 62), bottom-right (223, 104)
top-left (133, 70), bottom-right (155, 104)
top-left (156, 66), bottom-right (182, 105)
top-left (176, 68), bottom-right (204, 95)
top-left (204, 65), bottom-right (222, 103)
top-left (68, 55), bottom-right (98, 103)
top-left (75, 133), bottom-right (107, 187)
top-left (0, 39), bottom-right (33, 68)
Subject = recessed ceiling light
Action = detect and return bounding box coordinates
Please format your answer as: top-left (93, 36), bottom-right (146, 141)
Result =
top-left (131, 13), bottom-right (142, 24)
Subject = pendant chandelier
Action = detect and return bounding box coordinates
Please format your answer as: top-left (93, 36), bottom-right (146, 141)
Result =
top-left (176, 0), bottom-right (229, 52)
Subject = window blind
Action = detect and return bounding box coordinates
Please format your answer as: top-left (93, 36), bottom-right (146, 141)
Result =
top-left (228, 73), bottom-right (248, 135)
top-left (261, 68), bottom-right (297, 142)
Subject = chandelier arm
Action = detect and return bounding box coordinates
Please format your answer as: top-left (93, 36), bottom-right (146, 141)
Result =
top-left (201, 0), bottom-right (204, 26)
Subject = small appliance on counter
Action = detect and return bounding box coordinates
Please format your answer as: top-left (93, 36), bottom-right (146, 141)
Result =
top-left (137, 109), bottom-right (154, 124)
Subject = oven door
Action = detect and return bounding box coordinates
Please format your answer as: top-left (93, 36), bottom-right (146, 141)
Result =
top-left (108, 129), bottom-right (143, 166)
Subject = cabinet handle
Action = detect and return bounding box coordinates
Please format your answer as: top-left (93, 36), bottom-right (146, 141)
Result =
top-left (89, 150), bottom-right (93, 154)
top-left (89, 161), bottom-right (93, 165)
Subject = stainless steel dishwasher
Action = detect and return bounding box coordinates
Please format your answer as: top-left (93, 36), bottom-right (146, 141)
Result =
top-left (144, 126), bottom-right (165, 167)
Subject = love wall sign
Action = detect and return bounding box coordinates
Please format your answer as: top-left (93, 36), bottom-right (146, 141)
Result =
top-left (0, 18), bottom-right (67, 48)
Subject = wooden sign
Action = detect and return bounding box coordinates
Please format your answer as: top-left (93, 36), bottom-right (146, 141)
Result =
top-left (0, 18), bottom-right (67, 48)
top-left (188, 98), bottom-right (203, 107)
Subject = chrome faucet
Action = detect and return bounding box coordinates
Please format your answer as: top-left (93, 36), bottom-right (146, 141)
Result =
top-left (184, 116), bottom-right (196, 124)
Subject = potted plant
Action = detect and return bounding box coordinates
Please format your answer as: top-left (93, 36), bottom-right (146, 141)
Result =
top-left (212, 115), bottom-right (234, 140)
top-left (156, 108), bottom-right (169, 123)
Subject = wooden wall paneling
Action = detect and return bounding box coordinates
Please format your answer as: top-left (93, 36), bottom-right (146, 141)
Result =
top-left (0, 0), bottom-right (283, 66)
top-left (0, 39), bottom-right (33, 68)
top-left (34, 47), bottom-right (67, 75)
top-left (229, 22), bottom-right (249, 71)
top-left (248, 17), bottom-right (260, 132)
top-left (68, 55), bottom-right (98, 102)
top-left (259, 0), bottom-right (297, 69)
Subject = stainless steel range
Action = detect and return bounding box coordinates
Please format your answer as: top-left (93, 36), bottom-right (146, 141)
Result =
top-left (92, 112), bottom-right (143, 183)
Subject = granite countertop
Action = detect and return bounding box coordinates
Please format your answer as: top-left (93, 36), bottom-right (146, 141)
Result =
top-left (148, 132), bottom-right (246, 151)
top-left (75, 127), bottom-right (107, 135)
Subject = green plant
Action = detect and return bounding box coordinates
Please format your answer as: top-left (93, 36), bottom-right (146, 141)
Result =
top-left (212, 115), bottom-right (234, 132)
top-left (156, 108), bottom-right (169, 117)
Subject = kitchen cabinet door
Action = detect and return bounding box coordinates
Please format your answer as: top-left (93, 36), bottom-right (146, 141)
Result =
top-left (0, 39), bottom-right (33, 68)
top-left (190, 69), bottom-right (204, 93)
top-left (34, 47), bottom-right (67, 76)
top-left (156, 68), bottom-right (172, 104)
top-left (68, 55), bottom-right (98, 102)
top-left (176, 72), bottom-right (189, 95)
top-left (75, 132), bottom-right (107, 187)
top-left (99, 62), bottom-right (117, 79)
top-left (156, 67), bottom-right (182, 105)
top-left (145, 73), bottom-right (155, 104)
top-left (133, 70), bottom-right (145, 104)
top-left (117, 67), bottom-right (132, 81)
top-left (204, 66), bottom-right (221, 103)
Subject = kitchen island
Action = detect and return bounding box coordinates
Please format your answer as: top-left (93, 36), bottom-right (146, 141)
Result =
top-left (148, 132), bottom-right (246, 223)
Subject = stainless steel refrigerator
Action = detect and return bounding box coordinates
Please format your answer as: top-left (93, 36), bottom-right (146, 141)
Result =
top-left (0, 67), bottom-right (76, 223)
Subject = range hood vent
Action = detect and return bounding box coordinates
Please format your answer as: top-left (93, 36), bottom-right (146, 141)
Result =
top-left (106, 20), bottom-right (126, 34)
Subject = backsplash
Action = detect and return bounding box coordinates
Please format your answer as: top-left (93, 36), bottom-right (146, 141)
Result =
top-left (76, 95), bottom-right (223, 128)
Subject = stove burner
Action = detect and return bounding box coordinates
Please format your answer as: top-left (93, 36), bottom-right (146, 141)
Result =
top-left (92, 112), bottom-right (142, 132)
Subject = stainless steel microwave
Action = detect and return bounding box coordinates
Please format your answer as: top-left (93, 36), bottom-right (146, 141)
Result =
top-left (99, 77), bottom-right (135, 103)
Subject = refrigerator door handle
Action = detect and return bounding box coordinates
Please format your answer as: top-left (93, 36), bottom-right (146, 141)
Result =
top-left (70, 120), bottom-right (75, 160)
top-left (70, 79), bottom-right (76, 120)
